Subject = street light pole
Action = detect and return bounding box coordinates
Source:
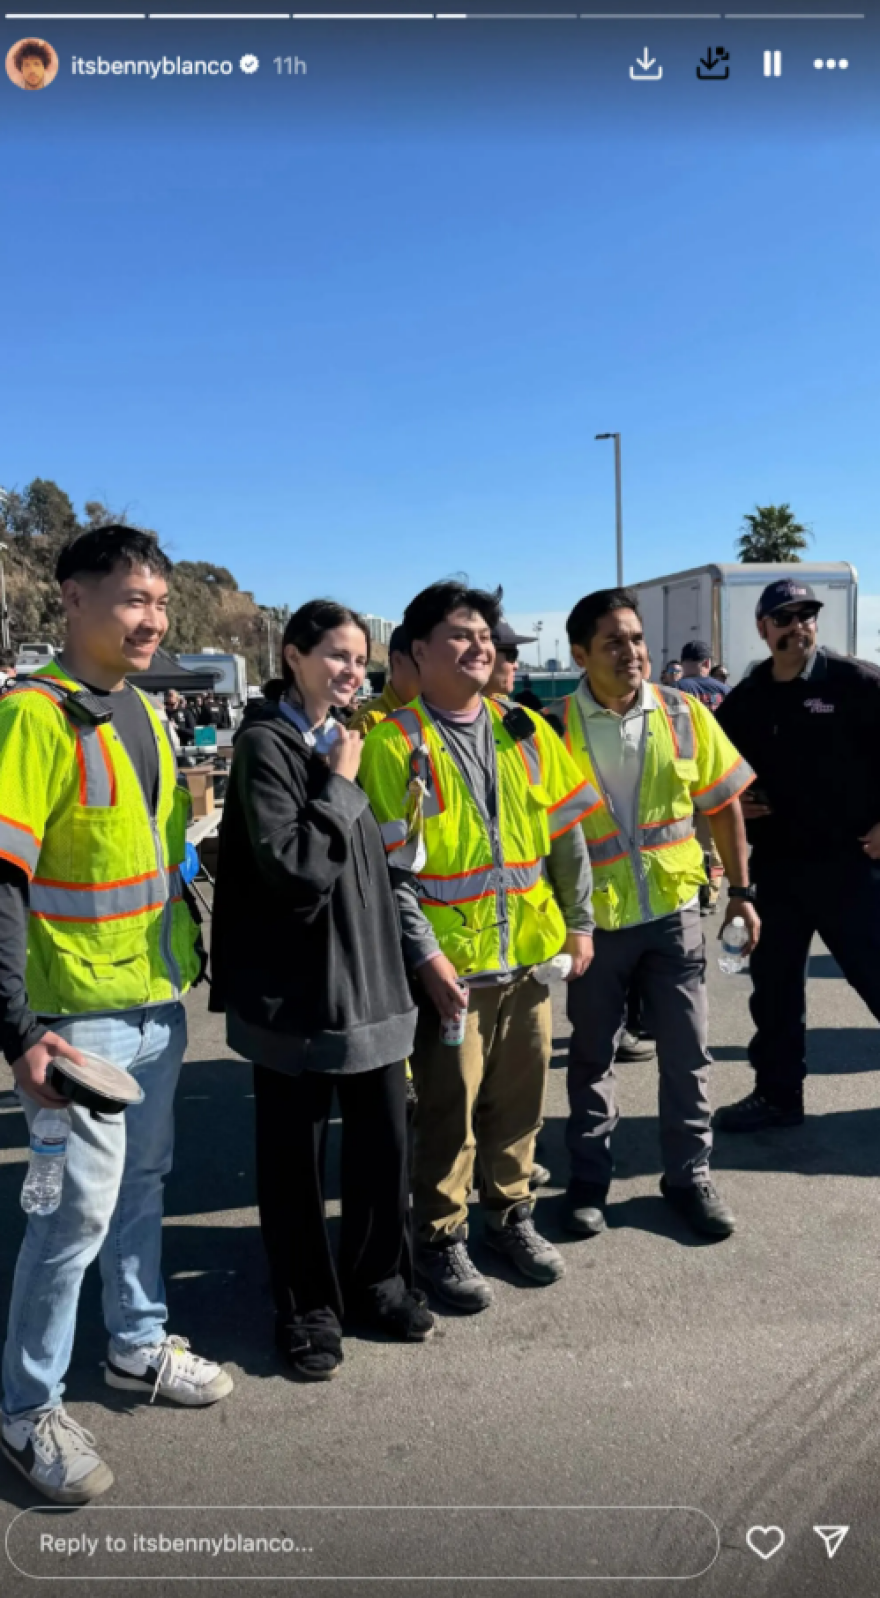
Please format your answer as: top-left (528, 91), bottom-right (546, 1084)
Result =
top-left (0, 543), bottom-right (9, 654)
top-left (595, 432), bottom-right (624, 586)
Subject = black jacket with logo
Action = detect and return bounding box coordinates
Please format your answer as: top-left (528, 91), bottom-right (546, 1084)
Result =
top-left (716, 648), bottom-right (880, 867)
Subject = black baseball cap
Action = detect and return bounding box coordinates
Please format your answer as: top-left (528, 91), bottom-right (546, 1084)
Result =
top-left (756, 579), bottom-right (824, 620)
top-left (492, 619), bottom-right (536, 650)
top-left (681, 640), bottom-right (712, 663)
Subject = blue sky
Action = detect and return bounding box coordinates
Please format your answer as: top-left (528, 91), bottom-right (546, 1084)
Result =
top-left (3, 9), bottom-right (877, 635)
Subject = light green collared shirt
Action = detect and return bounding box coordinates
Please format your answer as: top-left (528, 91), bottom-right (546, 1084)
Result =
top-left (575, 677), bottom-right (656, 845)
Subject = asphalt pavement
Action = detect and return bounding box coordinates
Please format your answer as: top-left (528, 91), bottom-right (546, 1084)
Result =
top-left (2, 913), bottom-right (879, 1598)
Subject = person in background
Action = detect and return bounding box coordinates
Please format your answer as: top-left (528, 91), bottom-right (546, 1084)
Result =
top-left (550, 588), bottom-right (758, 1241)
top-left (197, 692), bottom-right (220, 728)
top-left (678, 641), bottom-right (731, 915)
top-left (164, 688), bottom-right (195, 747)
top-left (715, 579), bottom-right (880, 1132)
top-left (210, 601), bottom-right (432, 1382)
top-left (0, 526), bottom-right (229, 1508)
top-left (349, 626), bottom-right (421, 738)
top-left (660, 661), bottom-right (683, 687)
top-left (712, 664), bottom-right (729, 685)
top-left (360, 581), bottom-right (595, 1313)
top-left (678, 642), bottom-right (730, 712)
top-left (484, 619), bottom-right (536, 701)
top-left (513, 672), bottom-right (544, 713)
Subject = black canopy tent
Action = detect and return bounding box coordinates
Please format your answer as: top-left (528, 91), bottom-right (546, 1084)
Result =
top-left (126, 647), bottom-right (221, 695)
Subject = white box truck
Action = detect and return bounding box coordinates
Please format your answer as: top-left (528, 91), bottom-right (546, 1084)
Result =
top-left (630, 562), bottom-right (857, 686)
top-left (176, 651), bottom-right (247, 700)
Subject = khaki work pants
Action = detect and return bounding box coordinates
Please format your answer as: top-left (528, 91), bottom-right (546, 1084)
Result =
top-left (410, 972), bottom-right (553, 1245)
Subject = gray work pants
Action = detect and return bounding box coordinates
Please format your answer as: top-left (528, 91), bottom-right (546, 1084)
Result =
top-left (566, 905), bottom-right (713, 1190)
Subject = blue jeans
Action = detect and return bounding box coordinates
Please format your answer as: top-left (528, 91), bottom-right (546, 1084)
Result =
top-left (1, 1003), bottom-right (186, 1419)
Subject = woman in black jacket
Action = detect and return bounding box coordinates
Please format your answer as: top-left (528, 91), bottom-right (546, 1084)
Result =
top-left (211, 600), bottom-right (433, 1379)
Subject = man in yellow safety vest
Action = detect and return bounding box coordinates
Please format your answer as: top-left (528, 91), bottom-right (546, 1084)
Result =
top-left (0, 526), bottom-right (232, 1508)
top-left (349, 625), bottom-right (421, 738)
top-left (360, 581), bottom-right (596, 1314)
top-left (549, 588), bottom-right (759, 1241)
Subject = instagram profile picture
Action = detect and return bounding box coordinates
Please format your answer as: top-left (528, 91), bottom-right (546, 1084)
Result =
top-left (6, 37), bottom-right (59, 90)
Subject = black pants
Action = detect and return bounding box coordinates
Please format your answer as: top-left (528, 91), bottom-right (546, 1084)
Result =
top-left (749, 857), bottom-right (880, 1107)
top-left (253, 1060), bottom-right (412, 1328)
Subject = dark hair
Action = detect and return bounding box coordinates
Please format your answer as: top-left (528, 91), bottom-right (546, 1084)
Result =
top-left (280, 599), bottom-right (370, 690)
top-left (566, 587), bottom-right (641, 650)
top-left (403, 581), bottom-right (502, 644)
top-left (56, 524), bottom-right (172, 585)
top-left (14, 38), bottom-right (52, 70)
top-left (665, 660), bottom-right (682, 670)
top-left (388, 624), bottom-right (411, 659)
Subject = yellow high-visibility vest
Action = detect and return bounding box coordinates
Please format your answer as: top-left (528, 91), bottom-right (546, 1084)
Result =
top-left (359, 696), bottom-right (599, 979)
top-left (0, 661), bottom-right (200, 1016)
top-left (550, 681), bottom-right (753, 931)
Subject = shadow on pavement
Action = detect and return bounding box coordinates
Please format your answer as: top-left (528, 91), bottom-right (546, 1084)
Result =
top-left (809, 953), bottom-right (844, 979)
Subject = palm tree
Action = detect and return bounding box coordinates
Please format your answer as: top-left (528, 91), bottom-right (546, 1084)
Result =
top-left (737, 504), bottom-right (812, 563)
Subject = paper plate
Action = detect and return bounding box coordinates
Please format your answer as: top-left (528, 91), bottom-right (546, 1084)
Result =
top-left (49, 1050), bottom-right (144, 1114)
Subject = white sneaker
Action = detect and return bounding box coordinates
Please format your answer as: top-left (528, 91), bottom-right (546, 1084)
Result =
top-left (105, 1335), bottom-right (233, 1406)
top-left (1, 1405), bottom-right (114, 1504)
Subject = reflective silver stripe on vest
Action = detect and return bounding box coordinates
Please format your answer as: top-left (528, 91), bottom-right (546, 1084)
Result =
top-left (419, 858), bottom-right (545, 905)
top-left (548, 779), bottom-right (603, 839)
top-left (418, 866), bottom-right (495, 904)
top-left (9, 677), bottom-right (113, 807)
top-left (692, 756), bottom-right (753, 814)
top-left (654, 686), bottom-right (696, 760)
top-left (30, 871), bottom-right (167, 922)
top-left (78, 724), bottom-right (113, 807)
top-left (379, 817), bottom-right (409, 851)
top-left (639, 816), bottom-right (695, 851)
top-left (587, 831), bottom-right (628, 866)
top-left (0, 817), bottom-right (41, 876)
top-left (505, 859), bottom-right (545, 894)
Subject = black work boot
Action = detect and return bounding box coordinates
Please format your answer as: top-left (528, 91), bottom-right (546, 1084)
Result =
top-left (562, 1181), bottom-right (609, 1237)
top-left (713, 1091), bottom-right (804, 1133)
top-left (660, 1177), bottom-right (735, 1238)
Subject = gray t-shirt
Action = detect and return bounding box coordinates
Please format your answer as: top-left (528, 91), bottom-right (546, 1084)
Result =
top-left (392, 700), bottom-right (593, 975)
top-left (80, 679), bottom-right (160, 814)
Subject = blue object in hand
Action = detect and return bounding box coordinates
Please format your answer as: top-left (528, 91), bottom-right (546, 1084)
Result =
top-left (181, 841), bottom-right (200, 884)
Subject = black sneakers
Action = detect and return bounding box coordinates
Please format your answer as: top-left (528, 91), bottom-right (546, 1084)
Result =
top-left (713, 1091), bottom-right (805, 1133)
top-left (562, 1181), bottom-right (609, 1236)
top-left (349, 1288), bottom-right (436, 1343)
top-left (275, 1315), bottom-right (344, 1381)
top-left (660, 1177), bottom-right (735, 1238)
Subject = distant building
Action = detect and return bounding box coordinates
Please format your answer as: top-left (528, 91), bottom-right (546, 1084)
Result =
top-left (364, 614), bottom-right (396, 648)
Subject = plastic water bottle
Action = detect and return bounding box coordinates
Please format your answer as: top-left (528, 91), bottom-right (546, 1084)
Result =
top-left (718, 916), bottom-right (749, 976)
top-left (440, 984), bottom-right (469, 1046)
top-left (532, 953), bottom-right (573, 984)
top-left (21, 1109), bottom-right (71, 1216)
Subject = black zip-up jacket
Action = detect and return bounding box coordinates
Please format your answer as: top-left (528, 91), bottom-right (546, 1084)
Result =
top-left (209, 693), bottom-right (417, 1073)
top-left (716, 648), bottom-right (880, 866)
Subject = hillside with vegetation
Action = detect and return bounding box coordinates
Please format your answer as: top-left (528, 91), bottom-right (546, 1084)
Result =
top-left (1, 478), bottom-right (292, 682)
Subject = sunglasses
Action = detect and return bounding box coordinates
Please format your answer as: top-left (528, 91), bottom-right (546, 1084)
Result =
top-left (499, 648), bottom-right (519, 664)
top-left (767, 606), bottom-right (820, 626)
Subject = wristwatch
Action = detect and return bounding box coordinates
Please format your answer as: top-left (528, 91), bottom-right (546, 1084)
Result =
top-left (727, 885), bottom-right (757, 903)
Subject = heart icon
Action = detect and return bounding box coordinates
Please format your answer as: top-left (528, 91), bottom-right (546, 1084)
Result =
top-left (746, 1526), bottom-right (785, 1561)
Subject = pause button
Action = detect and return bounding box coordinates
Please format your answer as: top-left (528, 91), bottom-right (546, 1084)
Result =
top-left (763, 48), bottom-right (782, 76)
